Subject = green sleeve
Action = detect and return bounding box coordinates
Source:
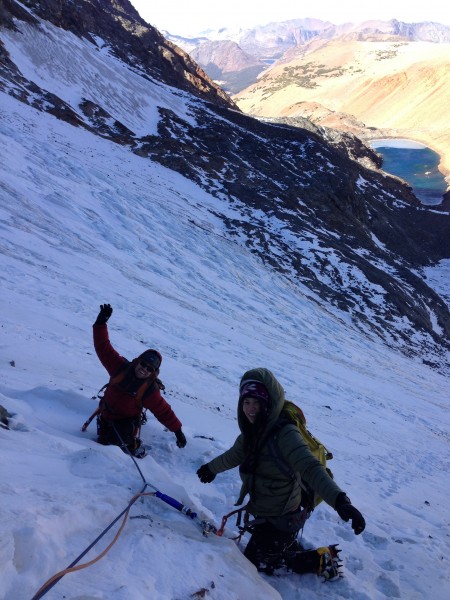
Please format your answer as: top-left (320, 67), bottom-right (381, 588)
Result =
top-left (278, 425), bottom-right (343, 508)
top-left (207, 434), bottom-right (246, 474)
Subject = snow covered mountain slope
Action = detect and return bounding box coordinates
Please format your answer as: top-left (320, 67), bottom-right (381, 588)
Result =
top-left (0, 4), bottom-right (450, 598)
top-left (1, 80), bottom-right (450, 600)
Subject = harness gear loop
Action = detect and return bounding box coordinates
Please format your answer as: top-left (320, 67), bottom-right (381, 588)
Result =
top-left (81, 366), bottom-right (155, 432)
top-left (217, 506), bottom-right (246, 537)
top-left (216, 504), bottom-right (266, 542)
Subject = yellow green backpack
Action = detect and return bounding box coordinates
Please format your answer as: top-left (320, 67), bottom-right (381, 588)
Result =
top-left (268, 400), bottom-right (334, 511)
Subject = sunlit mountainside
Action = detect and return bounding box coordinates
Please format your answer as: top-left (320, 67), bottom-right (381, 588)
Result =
top-left (234, 37), bottom-right (450, 175)
top-left (168, 18), bottom-right (450, 177)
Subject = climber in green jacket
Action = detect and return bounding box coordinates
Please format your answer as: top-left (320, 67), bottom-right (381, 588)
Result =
top-left (197, 368), bottom-right (365, 579)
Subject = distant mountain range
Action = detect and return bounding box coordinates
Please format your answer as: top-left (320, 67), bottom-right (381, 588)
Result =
top-left (166, 19), bottom-right (450, 177)
top-left (166, 18), bottom-right (450, 93)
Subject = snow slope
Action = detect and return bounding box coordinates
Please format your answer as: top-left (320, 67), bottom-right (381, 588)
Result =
top-left (1, 10), bottom-right (450, 598)
top-left (1, 88), bottom-right (450, 600)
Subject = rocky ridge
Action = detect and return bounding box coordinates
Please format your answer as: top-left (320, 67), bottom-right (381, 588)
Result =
top-left (0, 0), bottom-right (236, 109)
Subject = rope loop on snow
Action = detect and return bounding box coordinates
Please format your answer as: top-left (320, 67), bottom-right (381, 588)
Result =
top-left (31, 485), bottom-right (155, 600)
top-left (31, 426), bottom-right (162, 599)
top-left (30, 423), bottom-right (217, 598)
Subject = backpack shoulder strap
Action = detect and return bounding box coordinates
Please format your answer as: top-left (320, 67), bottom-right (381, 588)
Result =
top-left (267, 419), bottom-right (316, 512)
top-left (109, 361), bottom-right (131, 385)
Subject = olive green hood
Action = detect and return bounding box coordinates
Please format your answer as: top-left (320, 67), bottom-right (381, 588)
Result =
top-left (238, 368), bottom-right (286, 435)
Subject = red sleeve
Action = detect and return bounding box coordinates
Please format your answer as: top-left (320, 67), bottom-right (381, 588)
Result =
top-left (93, 323), bottom-right (127, 376)
top-left (143, 388), bottom-right (182, 432)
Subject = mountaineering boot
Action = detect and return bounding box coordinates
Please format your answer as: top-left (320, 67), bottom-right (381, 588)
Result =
top-left (133, 445), bottom-right (147, 458)
top-left (132, 440), bottom-right (151, 459)
top-left (281, 538), bottom-right (305, 563)
top-left (316, 545), bottom-right (342, 581)
top-left (283, 544), bottom-right (342, 579)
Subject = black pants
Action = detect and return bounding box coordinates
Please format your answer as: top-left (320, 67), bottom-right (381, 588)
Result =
top-left (97, 416), bottom-right (141, 453)
top-left (244, 520), bottom-right (321, 575)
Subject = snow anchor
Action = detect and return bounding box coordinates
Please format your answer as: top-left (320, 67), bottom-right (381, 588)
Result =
top-left (113, 424), bottom-right (217, 535)
top-left (153, 490), bottom-right (217, 536)
top-left (155, 490), bottom-right (198, 518)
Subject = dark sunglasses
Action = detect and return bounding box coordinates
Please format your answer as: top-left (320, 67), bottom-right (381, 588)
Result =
top-left (138, 360), bottom-right (156, 372)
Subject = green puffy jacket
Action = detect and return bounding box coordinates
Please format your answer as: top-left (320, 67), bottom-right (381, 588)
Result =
top-left (207, 368), bottom-right (344, 517)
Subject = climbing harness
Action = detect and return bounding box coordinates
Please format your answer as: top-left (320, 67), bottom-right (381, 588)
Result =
top-left (217, 504), bottom-right (268, 542)
top-left (82, 365), bottom-right (164, 434)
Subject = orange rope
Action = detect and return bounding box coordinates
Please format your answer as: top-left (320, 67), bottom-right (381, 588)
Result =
top-left (31, 491), bottom-right (154, 599)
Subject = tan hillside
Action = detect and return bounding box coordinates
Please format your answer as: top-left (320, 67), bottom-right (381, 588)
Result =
top-left (234, 39), bottom-right (450, 178)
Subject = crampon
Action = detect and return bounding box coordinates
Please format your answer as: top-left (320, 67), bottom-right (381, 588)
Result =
top-left (317, 544), bottom-right (343, 581)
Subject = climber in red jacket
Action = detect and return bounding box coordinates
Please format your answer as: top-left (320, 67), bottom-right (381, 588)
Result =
top-left (89, 303), bottom-right (186, 457)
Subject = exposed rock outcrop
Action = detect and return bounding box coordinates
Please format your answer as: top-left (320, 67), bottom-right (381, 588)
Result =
top-left (0, 0), bottom-right (237, 110)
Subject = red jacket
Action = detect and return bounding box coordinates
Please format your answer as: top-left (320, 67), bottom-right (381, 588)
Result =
top-left (93, 323), bottom-right (182, 432)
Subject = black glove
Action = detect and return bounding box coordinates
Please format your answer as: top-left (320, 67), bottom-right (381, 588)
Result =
top-left (174, 429), bottom-right (187, 448)
top-left (335, 493), bottom-right (365, 535)
top-left (95, 304), bottom-right (113, 325)
top-left (197, 464), bottom-right (216, 483)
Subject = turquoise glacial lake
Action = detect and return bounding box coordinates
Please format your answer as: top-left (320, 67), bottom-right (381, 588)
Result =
top-left (370, 139), bottom-right (447, 206)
